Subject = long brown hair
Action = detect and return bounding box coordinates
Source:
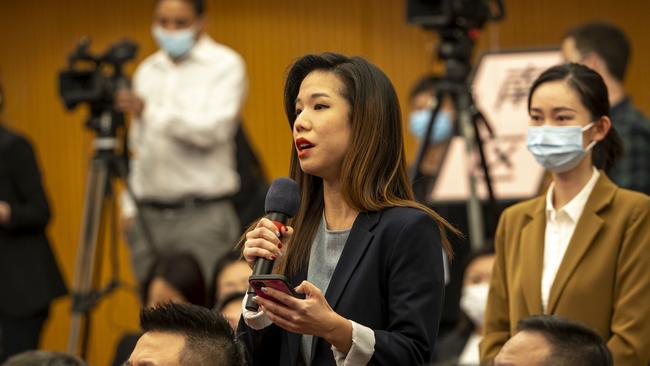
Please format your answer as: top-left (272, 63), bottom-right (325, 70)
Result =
top-left (275, 53), bottom-right (458, 276)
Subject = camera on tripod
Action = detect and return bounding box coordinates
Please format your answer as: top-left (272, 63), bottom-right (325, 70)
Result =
top-left (58, 38), bottom-right (137, 135)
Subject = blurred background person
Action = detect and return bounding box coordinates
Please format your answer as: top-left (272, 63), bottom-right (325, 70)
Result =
top-left (495, 316), bottom-right (613, 366)
top-left (111, 251), bottom-right (206, 366)
top-left (433, 248), bottom-right (495, 366)
top-left (214, 291), bottom-right (246, 331)
top-left (408, 75), bottom-right (456, 199)
top-left (562, 21), bottom-right (650, 195)
top-left (116, 0), bottom-right (248, 285)
top-left (208, 250), bottom-right (251, 309)
top-left (0, 81), bottom-right (67, 362)
top-left (481, 63), bottom-right (650, 365)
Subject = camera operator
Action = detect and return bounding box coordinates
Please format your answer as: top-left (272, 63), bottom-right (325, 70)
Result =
top-left (115, 0), bottom-right (248, 285)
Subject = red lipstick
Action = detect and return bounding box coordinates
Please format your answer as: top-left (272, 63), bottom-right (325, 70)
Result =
top-left (295, 137), bottom-right (314, 158)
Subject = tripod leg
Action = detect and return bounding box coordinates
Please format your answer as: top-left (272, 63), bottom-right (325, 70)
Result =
top-left (67, 157), bottom-right (110, 355)
top-left (457, 92), bottom-right (486, 252)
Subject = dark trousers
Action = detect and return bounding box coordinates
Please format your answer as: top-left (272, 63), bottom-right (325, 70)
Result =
top-left (0, 308), bottom-right (48, 362)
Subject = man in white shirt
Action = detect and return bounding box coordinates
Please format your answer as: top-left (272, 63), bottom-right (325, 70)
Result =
top-left (115, 0), bottom-right (247, 284)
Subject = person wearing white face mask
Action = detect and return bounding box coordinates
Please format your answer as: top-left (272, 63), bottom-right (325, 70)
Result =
top-left (114, 0), bottom-right (248, 286)
top-left (431, 248), bottom-right (495, 366)
top-left (480, 63), bottom-right (650, 366)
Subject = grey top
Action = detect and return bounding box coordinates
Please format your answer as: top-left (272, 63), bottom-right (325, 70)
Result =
top-left (301, 214), bottom-right (351, 365)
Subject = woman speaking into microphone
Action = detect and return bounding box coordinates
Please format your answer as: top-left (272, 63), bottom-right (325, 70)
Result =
top-left (237, 53), bottom-right (457, 366)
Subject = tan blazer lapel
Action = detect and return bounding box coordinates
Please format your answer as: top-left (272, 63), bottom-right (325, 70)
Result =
top-left (520, 198), bottom-right (545, 315)
top-left (547, 173), bottom-right (617, 314)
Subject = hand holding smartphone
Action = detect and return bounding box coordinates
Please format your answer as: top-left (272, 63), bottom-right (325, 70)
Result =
top-left (249, 274), bottom-right (304, 304)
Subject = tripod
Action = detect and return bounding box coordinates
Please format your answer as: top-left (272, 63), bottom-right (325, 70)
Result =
top-left (410, 29), bottom-right (502, 251)
top-left (67, 110), bottom-right (156, 358)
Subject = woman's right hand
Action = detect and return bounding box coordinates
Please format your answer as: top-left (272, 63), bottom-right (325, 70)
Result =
top-left (243, 218), bottom-right (294, 268)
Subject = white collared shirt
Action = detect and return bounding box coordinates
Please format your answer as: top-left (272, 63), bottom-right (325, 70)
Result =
top-left (541, 167), bottom-right (600, 312)
top-left (122, 34), bottom-right (248, 217)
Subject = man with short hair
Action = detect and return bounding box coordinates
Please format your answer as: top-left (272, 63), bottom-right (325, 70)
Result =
top-left (127, 302), bottom-right (243, 366)
top-left (562, 21), bottom-right (650, 195)
top-left (494, 315), bottom-right (612, 366)
top-left (116, 0), bottom-right (248, 284)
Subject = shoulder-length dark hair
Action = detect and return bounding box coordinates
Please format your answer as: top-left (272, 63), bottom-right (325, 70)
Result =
top-left (527, 63), bottom-right (623, 171)
top-left (274, 52), bottom-right (457, 276)
top-left (141, 251), bottom-right (206, 307)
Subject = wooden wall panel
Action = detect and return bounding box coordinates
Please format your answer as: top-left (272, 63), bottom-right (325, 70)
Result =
top-left (0, 0), bottom-right (648, 364)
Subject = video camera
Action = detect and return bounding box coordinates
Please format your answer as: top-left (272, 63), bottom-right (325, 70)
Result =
top-left (407, 0), bottom-right (504, 31)
top-left (58, 38), bottom-right (138, 134)
top-left (407, 0), bottom-right (505, 82)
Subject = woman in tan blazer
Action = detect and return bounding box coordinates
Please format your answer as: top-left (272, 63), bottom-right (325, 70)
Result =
top-left (480, 63), bottom-right (650, 365)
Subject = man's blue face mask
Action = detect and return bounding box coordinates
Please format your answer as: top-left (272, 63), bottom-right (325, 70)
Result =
top-left (409, 109), bottom-right (454, 145)
top-left (152, 25), bottom-right (196, 58)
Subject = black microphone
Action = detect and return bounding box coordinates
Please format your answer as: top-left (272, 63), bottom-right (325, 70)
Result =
top-left (245, 177), bottom-right (300, 311)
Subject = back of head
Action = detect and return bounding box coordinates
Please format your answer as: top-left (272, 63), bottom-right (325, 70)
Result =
top-left (140, 302), bottom-right (242, 366)
top-left (517, 315), bottom-right (613, 366)
top-left (2, 351), bottom-right (86, 366)
top-left (142, 251), bottom-right (206, 306)
top-left (528, 63), bottom-right (623, 171)
top-left (564, 21), bottom-right (630, 82)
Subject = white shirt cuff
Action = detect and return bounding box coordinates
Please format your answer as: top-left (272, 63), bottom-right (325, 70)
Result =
top-left (120, 189), bottom-right (137, 219)
top-left (241, 293), bottom-right (273, 330)
top-left (331, 320), bottom-right (375, 366)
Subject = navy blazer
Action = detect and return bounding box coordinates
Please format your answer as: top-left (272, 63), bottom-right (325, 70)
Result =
top-left (238, 206), bottom-right (445, 366)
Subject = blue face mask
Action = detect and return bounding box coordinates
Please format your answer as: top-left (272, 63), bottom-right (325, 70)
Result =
top-left (409, 109), bottom-right (454, 145)
top-left (526, 123), bottom-right (597, 172)
top-left (152, 25), bottom-right (197, 58)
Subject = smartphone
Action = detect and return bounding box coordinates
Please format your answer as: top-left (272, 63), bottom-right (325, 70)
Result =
top-left (249, 274), bottom-right (303, 303)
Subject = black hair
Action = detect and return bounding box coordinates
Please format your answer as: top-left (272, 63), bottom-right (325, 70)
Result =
top-left (409, 74), bottom-right (441, 102)
top-left (528, 63), bottom-right (623, 172)
top-left (215, 291), bottom-right (246, 313)
top-left (564, 22), bottom-right (630, 82)
top-left (141, 251), bottom-right (206, 307)
top-left (208, 250), bottom-right (244, 308)
top-left (156, 0), bottom-right (205, 16)
top-left (140, 303), bottom-right (243, 366)
top-left (462, 245), bottom-right (495, 272)
top-left (517, 315), bottom-right (613, 366)
top-left (2, 351), bottom-right (87, 366)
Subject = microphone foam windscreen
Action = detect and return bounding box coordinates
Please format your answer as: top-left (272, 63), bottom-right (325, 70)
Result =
top-left (264, 177), bottom-right (301, 217)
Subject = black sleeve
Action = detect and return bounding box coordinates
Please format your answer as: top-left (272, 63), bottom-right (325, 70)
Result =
top-left (236, 316), bottom-right (283, 366)
top-left (6, 136), bottom-right (51, 231)
top-left (371, 213), bottom-right (445, 365)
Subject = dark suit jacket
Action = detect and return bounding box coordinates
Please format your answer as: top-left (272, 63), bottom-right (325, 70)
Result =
top-left (238, 206), bottom-right (446, 366)
top-left (480, 173), bottom-right (650, 365)
top-left (0, 125), bottom-right (66, 317)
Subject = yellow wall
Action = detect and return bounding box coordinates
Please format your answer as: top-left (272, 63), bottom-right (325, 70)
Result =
top-left (1, 0), bottom-right (649, 364)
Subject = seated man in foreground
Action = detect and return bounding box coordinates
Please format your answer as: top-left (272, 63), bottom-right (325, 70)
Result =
top-left (127, 302), bottom-right (243, 366)
top-left (495, 315), bottom-right (612, 366)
